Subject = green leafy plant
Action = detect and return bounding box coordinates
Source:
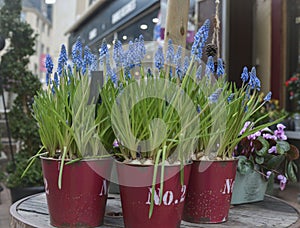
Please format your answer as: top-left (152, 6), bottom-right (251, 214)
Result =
top-left (5, 151), bottom-right (43, 188)
top-left (24, 40), bottom-right (116, 189)
top-left (235, 123), bottom-right (299, 190)
top-left (0, 0), bottom-right (43, 189)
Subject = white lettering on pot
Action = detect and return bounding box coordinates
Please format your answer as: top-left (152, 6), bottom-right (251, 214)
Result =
top-left (221, 178), bottom-right (234, 195)
top-left (145, 185), bottom-right (187, 206)
top-left (99, 179), bottom-right (107, 196)
top-left (44, 177), bottom-right (49, 195)
top-left (180, 185), bottom-right (187, 202)
top-left (145, 187), bottom-right (161, 205)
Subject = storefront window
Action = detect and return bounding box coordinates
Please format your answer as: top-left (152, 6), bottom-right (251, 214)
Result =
top-left (286, 0), bottom-right (300, 111)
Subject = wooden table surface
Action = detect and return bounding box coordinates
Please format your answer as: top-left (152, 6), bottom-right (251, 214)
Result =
top-left (10, 193), bottom-right (300, 228)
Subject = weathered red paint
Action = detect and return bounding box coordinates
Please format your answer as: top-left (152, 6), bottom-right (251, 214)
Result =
top-left (41, 157), bottom-right (113, 227)
top-left (183, 159), bottom-right (238, 224)
top-left (117, 162), bottom-right (192, 228)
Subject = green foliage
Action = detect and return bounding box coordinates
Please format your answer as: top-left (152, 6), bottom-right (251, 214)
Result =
top-left (236, 126), bottom-right (299, 184)
top-left (0, 0), bottom-right (42, 187)
top-left (5, 150), bottom-right (43, 188)
top-left (0, 0), bottom-right (37, 93)
top-left (8, 73), bottom-right (42, 155)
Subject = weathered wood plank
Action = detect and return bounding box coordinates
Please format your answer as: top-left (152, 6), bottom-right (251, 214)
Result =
top-left (10, 193), bottom-right (300, 228)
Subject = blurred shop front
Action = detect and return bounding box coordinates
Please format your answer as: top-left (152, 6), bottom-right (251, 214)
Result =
top-left (66, 0), bottom-right (160, 55)
top-left (66, 0), bottom-right (197, 56)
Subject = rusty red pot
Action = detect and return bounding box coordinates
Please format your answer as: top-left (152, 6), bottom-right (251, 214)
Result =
top-left (41, 157), bottom-right (113, 227)
top-left (116, 162), bottom-right (192, 228)
top-left (183, 159), bottom-right (238, 223)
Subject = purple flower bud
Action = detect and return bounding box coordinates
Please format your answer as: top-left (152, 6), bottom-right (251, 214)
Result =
top-left (277, 175), bottom-right (287, 190)
top-left (268, 146), bottom-right (277, 154)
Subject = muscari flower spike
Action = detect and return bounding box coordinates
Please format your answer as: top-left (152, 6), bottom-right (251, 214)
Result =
top-left (106, 62), bottom-right (118, 85)
top-left (166, 39), bottom-right (174, 65)
top-left (241, 66), bottom-right (249, 83)
top-left (249, 67), bottom-right (261, 91)
top-left (45, 54), bottom-right (53, 86)
top-left (45, 54), bottom-right (53, 74)
top-left (126, 40), bottom-right (137, 69)
top-left (264, 91), bottom-right (272, 102)
top-left (196, 64), bottom-right (202, 80)
top-left (183, 56), bottom-right (189, 77)
top-left (99, 38), bottom-right (109, 65)
top-left (216, 58), bottom-right (224, 76)
top-left (72, 38), bottom-right (83, 70)
top-left (205, 56), bottom-right (215, 75)
top-left (138, 35), bottom-right (146, 62)
top-left (227, 93), bottom-right (234, 103)
top-left (57, 44), bottom-right (68, 76)
top-left (191, 19), bottom-right (210, 62)
top-left (113, 40), bottom-right (124, 67)
top-left (53, 72), bottom-right (59, 86)
top-left (82, 46), bottom-right (95, 75)
top-left (208, 88), bottom-right (223, 103)
top-left (154, 46), bottom-right (164, 71)
top-left (174, 46), bottom-right (182, 78)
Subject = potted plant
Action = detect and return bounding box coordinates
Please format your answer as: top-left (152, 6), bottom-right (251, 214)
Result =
top-left (231, 123), bottom-right (299, 204)
top-left (25, 40), bottom-right (114, 227)
top-left (182, 20), bottom-right (284, 224)
top-left (98, 36), bottom-right (199, 228)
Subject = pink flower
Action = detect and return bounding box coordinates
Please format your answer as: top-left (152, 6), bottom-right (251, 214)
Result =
top-left (277, 124), bottom-right (286, 131)
top-left (268, 146), bottom-right (277, 154)
top-left (113, 139), bottom-right (119, 148)
top-left (277, 175), bottom-right (287, 190)
top-left (240, 121), bottom-right (252, 135)
top-left (274, 123), bottom-right (287, 140)
top-left (266, 171), bottom-right (272, 179)
top-left (262, 133), bottom-right (277, 140)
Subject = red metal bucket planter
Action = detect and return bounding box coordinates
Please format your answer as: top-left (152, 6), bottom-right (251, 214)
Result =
top-left (41, 157), bottom-right (113, 227)
top-left (116, 162), bottom-right (192, 228)
top-left (183, 159), bottom-right (238, 223)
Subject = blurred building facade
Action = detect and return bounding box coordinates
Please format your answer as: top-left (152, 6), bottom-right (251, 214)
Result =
top-left (64, 0), bottom-right (300, 111)
top-left (21, 0), bottom-right (52, 82)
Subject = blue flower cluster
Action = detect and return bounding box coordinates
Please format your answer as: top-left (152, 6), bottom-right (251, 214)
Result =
top-left (191, 19), bottom-right (210, 62)
top-left (72, 38), bottom-right (83, 70)
top-left (154, 46), bottom-right (164, 71)
top-left (44, 37), bottom-right (97, 91)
